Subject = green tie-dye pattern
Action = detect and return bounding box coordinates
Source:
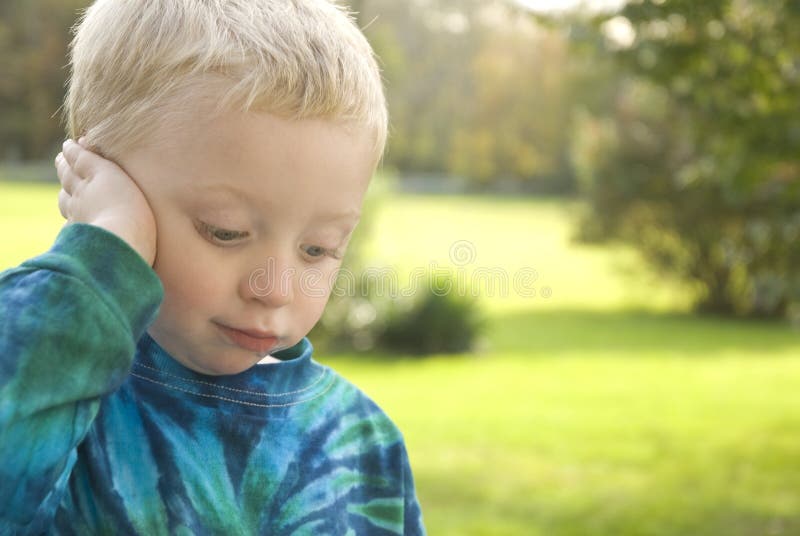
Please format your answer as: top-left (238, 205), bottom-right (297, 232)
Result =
top-left (102, 392), bottom-right (170, 535)
top-left (165, 424), bottom-right (247, 534)
top-left (347, 497), bottom-right (405, 533)
top-left (326, 412), bottom-right (405, 459)
top-left (0, 223), bottom-right (425, 534)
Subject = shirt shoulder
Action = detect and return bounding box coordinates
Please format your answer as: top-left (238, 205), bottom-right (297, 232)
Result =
top-left (298, 365), bottom-right (426, 533)
top-left (313, 364), bottom-right (408, 447)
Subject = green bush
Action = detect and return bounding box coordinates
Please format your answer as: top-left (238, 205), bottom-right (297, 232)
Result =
top-left (377, 271), bottom-right (487, 355)
top-left (313, 270), bottom-right (487, 356)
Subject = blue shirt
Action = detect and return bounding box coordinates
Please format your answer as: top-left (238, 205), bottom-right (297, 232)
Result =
top-left (0, 223), bottom-right (425, 535)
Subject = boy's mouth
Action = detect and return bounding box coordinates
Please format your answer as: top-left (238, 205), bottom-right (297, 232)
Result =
top-left (214, 322), bottom-right (279, 355)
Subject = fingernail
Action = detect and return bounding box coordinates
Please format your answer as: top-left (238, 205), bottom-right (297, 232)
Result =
top-left (62, 139), bottom-right (72, 150)
top-left (77, 137), bottom-right (86, 146)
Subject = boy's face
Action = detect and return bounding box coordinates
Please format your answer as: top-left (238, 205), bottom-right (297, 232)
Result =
top-left (117, 111), bottom-right (375, 375)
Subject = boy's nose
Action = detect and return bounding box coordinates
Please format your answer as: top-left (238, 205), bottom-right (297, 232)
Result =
top-left (241, 255), bottom-right (294, 307)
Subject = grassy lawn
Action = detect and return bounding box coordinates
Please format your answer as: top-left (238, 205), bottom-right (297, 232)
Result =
top-left (2, 181), bottom-right (799, 535)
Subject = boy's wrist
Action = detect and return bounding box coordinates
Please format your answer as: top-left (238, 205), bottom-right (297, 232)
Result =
top-left (88, 217), bottom-right (157, 267)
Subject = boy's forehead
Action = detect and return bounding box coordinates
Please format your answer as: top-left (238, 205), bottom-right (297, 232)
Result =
top-left (139, 109), bottom-right (374, 227)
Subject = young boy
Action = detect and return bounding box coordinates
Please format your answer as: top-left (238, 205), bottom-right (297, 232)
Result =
top-left (0, 0), bottom-right (426, 534)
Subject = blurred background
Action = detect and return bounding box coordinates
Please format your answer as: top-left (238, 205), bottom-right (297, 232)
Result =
top-left (1, 0), bottom-right (799, 534)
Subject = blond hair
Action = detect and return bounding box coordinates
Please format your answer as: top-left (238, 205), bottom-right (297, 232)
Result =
top-left (64, 0), bottom-right (387, 165)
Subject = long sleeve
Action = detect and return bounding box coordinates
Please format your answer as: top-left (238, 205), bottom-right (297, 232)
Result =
top-left (0, 223), bottom-right (163, 533)
top-left (400, 442), bottom-right (426, 535)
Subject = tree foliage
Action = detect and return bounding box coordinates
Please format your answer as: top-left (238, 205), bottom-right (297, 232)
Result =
top-left (360, 0), bottom-right (580, 192)
top-left (571, 0), bottom-right (800, 320)
top-left (0, 0), bottom-right (83, 160)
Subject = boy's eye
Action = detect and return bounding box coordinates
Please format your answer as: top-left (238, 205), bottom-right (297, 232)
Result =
top-left (302, 244), bottom-right (343, 260)
top-left (196, 221), bottom-right (343, 258)
top-left (197, 221), bottom-right (249, 244)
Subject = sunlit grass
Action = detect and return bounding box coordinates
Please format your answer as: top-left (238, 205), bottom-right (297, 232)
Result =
top-left (2, 180), bottom-right (799, 535)
top-left (363, 194), bottom-right (694, 313)
top-left (0, 181), bottom-right (63, 269)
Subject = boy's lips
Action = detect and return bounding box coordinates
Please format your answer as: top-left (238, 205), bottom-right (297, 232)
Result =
top-left (214, 322), bottom-right (279, 354)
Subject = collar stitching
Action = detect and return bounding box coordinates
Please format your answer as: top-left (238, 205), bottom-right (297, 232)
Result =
top-left (131, 361), bottom-right (328, 397)
top-left (129, 371), bottom-right (336, 408)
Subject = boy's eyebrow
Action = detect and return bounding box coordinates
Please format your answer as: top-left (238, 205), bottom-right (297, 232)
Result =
top-left (194, 183), bottom-right (251, 202)
top-left (321, 209), bottom-right (361, 223)
top-left (195, 183), bottom-right (360, 223)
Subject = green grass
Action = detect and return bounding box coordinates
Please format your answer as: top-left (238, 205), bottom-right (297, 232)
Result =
top-left (0, 181), bottom-right (65, 268)
top-left (362, 194), bottom-right (695, 314)
top-left (2, 181), bottom-right (799, 535)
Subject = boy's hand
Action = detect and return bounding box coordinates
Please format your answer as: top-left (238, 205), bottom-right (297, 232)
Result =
top-left (55, 138), bottom-right (157, 267)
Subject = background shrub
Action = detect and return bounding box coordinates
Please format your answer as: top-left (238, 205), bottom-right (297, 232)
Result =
top-left (376, 271), bottom-right (487, 355)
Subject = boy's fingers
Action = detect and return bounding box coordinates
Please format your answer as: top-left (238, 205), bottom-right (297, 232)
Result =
top-left (57, 188), bottom-right (71, 220)
top-left (61, 139), bottom-right (78, 164)
top-left (55, 152), bottom-right (81, 194)
top-left (61, 139), bottom-right (95, 179)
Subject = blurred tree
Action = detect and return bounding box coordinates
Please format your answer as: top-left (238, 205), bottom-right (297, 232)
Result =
top-left (0, 0), bottom-right (83, 160)
top-left (361, 0), bottom-right (580, 193)
top-left (5, 0), bottom-right (585, 196)
top-left (449, 9), bottom-right (573, 192)
top-left (359, 0), bottom-right (479, 175)
top-left (570, 0), bottom-right (800, 320)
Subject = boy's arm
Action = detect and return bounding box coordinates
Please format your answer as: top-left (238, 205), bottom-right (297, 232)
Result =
top-left (0, 223), bottom-right (163, 531)
top-left (0, 139), bottom-right (161, 531)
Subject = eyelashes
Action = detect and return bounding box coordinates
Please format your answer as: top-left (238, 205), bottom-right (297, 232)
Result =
top-left (195, 220), bottom-right (343, 260)
top-left (303, 245), bottom-right (344, 260)
top-left (197, 221), bottom-right (249, 243)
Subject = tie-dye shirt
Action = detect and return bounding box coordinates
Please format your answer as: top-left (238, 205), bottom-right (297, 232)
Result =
top-left (0, 223), bottom-right (425, 535)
